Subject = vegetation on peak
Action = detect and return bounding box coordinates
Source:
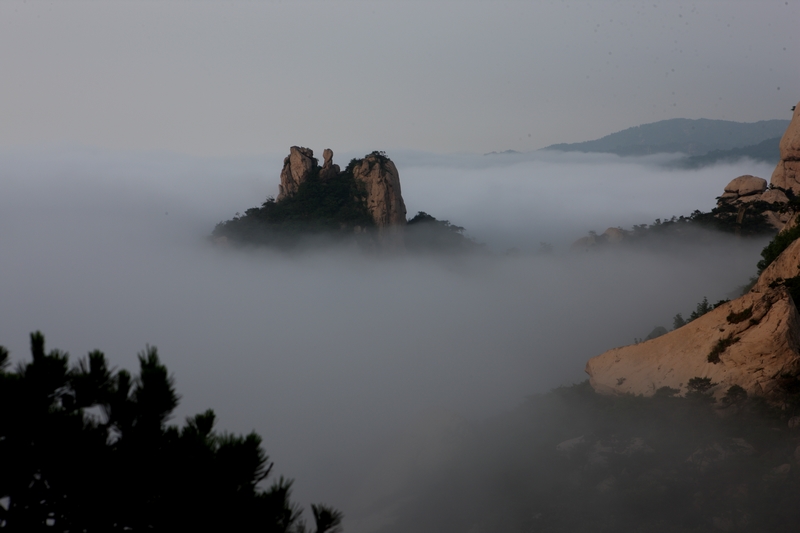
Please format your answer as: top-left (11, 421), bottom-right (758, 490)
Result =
top-left (582, 201), bottom-right (779, 252)
top-left (757, 216), bottom-right (800, 273)
top-left (212, 163), bottom-right (374, 248)
top-left (406, 211), bottom-right (480, 252)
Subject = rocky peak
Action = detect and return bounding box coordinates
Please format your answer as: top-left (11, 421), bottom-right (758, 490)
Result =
top-left (277, 146), bottom-right (317, 201)
top-left (770, 102), bottom-right (800, 193)
top-left (721, 175), bottom-right (767, 199)
top-left (275, 147), bottom-right (407, 229)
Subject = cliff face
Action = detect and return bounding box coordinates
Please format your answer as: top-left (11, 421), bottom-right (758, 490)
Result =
top-left (585, 222), bottom-right (800, 401)
top-left (586, 107), bottom-right (800, 401)
top-left (585, 283), bottom-right (800, 401)
top-left (350, 154), bottom-right (407, 227)
top-left (275, 147), bottom-right (407, 229)
top-left (771, 103), bottom-right (800, 193)
top-left (277, 146), bottom-right (317, 201)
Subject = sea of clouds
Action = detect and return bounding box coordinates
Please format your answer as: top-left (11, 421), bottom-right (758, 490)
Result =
top-left (0, 146), bottom-right (777, 529)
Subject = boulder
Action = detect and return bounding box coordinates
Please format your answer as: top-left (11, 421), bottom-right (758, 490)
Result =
top-left (771, 102), bottom-right (800, 193)
top-left (277, 146), bottom-right (317, 201)
top-left (351, 154), bottom-right (408, 227)
top-left (761, 188), bottom-right (790, 204)
top-left (724, 175), bottom-right (767, 197)
top-left (715, 174), bottom-right (788, 230)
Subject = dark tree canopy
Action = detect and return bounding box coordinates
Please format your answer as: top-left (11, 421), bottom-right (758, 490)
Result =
top-left (0, 332), bottom-right (342, 533)
top-left (405, 211), bottom-right (479, 252)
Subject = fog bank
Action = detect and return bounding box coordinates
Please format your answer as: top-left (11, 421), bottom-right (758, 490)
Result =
top-left (0, 147), bottom-right (773, 527)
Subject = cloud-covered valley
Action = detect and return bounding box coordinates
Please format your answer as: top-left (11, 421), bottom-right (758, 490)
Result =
top-left (0, 146), bottom-right (776, 527)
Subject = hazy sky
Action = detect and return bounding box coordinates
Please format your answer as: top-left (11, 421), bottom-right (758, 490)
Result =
top-left (1, 0), bottom-right (797, 156)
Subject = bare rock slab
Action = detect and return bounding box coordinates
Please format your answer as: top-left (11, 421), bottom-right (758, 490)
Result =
top-left (586, 232), bottom-right (800, 400)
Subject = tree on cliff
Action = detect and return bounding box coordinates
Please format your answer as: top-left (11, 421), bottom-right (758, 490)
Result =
top-left (405, 211), bottom-right (479, 252)
top-left (0, 332), bottom-right (342, 533)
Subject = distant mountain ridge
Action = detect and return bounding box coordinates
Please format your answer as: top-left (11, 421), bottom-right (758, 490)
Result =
top-left (676, 136), bottom-right (782, 168)
top-left (543, 118), bottom-right (790, 156)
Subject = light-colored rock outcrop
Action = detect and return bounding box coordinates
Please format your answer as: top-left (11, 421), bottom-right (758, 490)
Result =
top-left (584, 107), bottom-right (800, 401)
top-left (585, 229), bottom-right (800, 400)
top-left (771, 102), bottom-right (800, 193)
top-left (724, 175), bottom-right (767, 197)
top-left (715, 174), bottom-right (791, 230)
top-left (351, 154), bottom-right (407, 227)
top-left (277, 146), bottom-right (317, 201)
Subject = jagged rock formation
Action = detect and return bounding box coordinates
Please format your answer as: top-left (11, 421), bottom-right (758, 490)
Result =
top-left (771, 103), bottom-right (800, 193)
top-left (319, 148), bottom-right (340, 181)
top-left (350, 154), bottom-right (407, 227)
top-left (585, 227), bottom-right (800, 401)
top-left (276, 147), bottom-right (407, 229)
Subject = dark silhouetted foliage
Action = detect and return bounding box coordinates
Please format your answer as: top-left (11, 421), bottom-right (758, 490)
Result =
top-left (673, 297), bottom-right (731, 331)
top-left (0, 332), bottom-right (341, 532)
top-left (707, 335), bottom-right (740, 364)
top-left (689, 296), bottom-right (713, 321)
top-left (405, 211), bottom-right (479, 252)
top-left (686, 376), bottom-right (715, 394)
top-left (722, 384), bottom-right (748, 406)
top-left (758, 217), bottom-right (800, 273)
